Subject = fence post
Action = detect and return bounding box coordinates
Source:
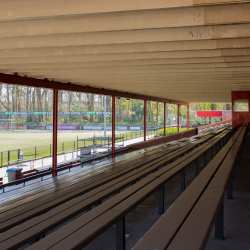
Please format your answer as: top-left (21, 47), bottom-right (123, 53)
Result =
top-left (35, 147), bottom-right (37, 159)
top-left (18, 149), bottom-right (20, 164)
top-left (1, 151), bottom-right (3, 167)
top-left (74, 141), bottom-right (75, 151)
top-left (50, 144), bottom-right (52, 157)
top-left (63, 142), bottom-right (64, 152)
top-left (8, 150), bottom-right (10, 166)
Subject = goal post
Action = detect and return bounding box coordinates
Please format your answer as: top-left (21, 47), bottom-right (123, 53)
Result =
top-left (0, 119), bottom-right (15, 130)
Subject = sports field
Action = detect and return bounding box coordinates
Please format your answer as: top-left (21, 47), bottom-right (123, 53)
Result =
top-left (0, 129), bottom-right (114, 152)
top-left (0, 129), bottom-right (154, 167)
top-left (0, 128), bottom-right (189, 167)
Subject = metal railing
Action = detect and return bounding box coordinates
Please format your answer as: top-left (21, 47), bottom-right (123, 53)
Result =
top-left (0, 147), bottom-right (130, 193)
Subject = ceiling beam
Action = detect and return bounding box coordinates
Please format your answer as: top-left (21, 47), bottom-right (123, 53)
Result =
top-left (1, 0), bottom-right (249, 21)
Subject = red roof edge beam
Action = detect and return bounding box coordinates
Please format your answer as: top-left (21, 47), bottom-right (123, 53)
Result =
top-left (0, 73), bottom-right (188, 105)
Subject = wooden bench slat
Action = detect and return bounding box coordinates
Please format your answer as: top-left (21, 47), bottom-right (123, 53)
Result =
top-left (166, 126), bottom-right (247, 250)
top-left (0, 124), bottom-right (228, 205)
top-left (22, 129), bottom-right (231, 250)
top-left (0, 146), bottom-right (173, 211)
top-left (0, 129), bottom-right (228, 247)
top-left (132, 127), bottom-right (244, 250)
top-left (0, 136), bottom-right (190, 206)
top-left (0, 128), bottom-right (222, 235)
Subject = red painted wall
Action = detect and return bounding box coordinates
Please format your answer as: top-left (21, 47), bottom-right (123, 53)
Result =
top-left (232, 91), bottom-right (250, 127)
top-left (197, 110), bottom-right (232, 121)
top-left (197, 111), bottom-right (222, 117)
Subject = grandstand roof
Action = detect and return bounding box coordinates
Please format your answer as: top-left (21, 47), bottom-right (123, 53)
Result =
top-left (1, 0), bottom-right (250, 103)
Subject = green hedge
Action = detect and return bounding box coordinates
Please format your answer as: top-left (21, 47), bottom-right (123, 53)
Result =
top-left (156, 127), bottom-right (195, 137)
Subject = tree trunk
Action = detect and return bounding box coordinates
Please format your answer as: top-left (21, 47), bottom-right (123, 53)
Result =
top-left (156, 102), bottom-right (159, 123)
top-left (58, 91), bottom-right (63, 123)
top-left (68, 92), bottom-right (72, 123)
top-left (36, 88), bottom-right (43, 122)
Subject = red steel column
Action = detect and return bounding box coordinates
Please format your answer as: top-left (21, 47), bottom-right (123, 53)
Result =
top-left (177, 104), bottom-right (180, 133)
top-left (187, 105), bottom-right (190, 130)
top-left (112, 96), bottom-right (115, 157)
top-left (52, 89), bottom-right (58, 177)
top-left (164, 103), bottom-right (166, 136)
top-left (144, 100), bottom-right (147, 141)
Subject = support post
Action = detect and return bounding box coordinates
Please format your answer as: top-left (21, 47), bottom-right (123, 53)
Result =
top-left (158, 185), bottom-right (165, 215)
top-left (116, 217), bottom-right (126, 250)
top-left (227, 171), bottom-right (234, 199)
top-left (233, 162), bottom-right (237, 180)
top-left (215, 201), bottom-right (224, 240)
top-left (144, 100), bottom-right (147, 141)
top-left (181, 169), bottom-right (185, 191)
top-left (203, 153), bottom-right (207, 167)
top-left (194, 160), bottom-right (198, 177)
top-left (187, 105), bottom-right (190, 130)
top-left (52, 89), bottom-right (58, 177)
top-left (112, 96), bottom-right (115, 158)
top-left (210, 147), bottom-right (213, 160)
top-left (164, 103), bottom-right (166, 137)
top-left (104, 96), bottom-right (107, 146)
top-left (177, 104), bottom-right (180, 133)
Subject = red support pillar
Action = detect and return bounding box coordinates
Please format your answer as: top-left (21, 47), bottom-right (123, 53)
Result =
top-left (177, 104), bottom-right (180, 133)
top-left (164, 103), bottom-right (166, 136)
top-left (112, 96), bottom-right (115, 157)
top-left (144, 100), bottom-right (147, 141)
top-left (187, 105), bottom-right (190, 130)
top-left (52, 89), bottom-right (58, 177)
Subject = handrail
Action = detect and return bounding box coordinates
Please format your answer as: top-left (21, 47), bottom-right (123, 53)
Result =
top-left (0, 147), bottom-right (130, 192)
top-left (198, 120), bottom-right (232, 131)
